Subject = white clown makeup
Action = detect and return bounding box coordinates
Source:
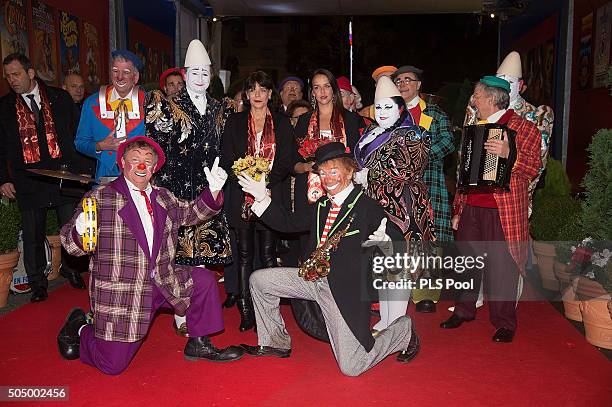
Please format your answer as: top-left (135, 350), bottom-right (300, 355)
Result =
top-left (375, 97), bottom-right (402, 129)
top-left (496, 73), bottom-right (520, 105)
top-left (186, 66), bottom-right (211, 95)
top-left (122, 147), bottom-right (157, 190)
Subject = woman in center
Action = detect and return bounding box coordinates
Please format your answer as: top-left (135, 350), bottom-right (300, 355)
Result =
top-left (293, 69), bottom-right (365, 252)
top-left (221, 71), bottom-right (294, 331)
top-left (354, 76), bottom-right (436, 335)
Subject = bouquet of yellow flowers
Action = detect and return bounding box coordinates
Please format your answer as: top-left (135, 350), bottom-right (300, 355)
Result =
top-left (232, 155), bottom-right (271, 181)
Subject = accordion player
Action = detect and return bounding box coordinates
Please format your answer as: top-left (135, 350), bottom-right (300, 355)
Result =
top-left (458, 123), bottom-right (517, 193)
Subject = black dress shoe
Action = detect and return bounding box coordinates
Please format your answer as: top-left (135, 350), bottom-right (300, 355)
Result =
top-left (397, 322), bottom-right (420, 363)
top-left (415, 300), bottom-right (437, 313)
top-left (60, 269), bottom-right (86, 289)
top-left (57, 308), bottom-right (87, 360)
top-left (440, 314), bottom-right (473, 329)
top-left (492, 328), bottom-right (515, 343)
top-left (240, 344), bottom-right (291, 358)
top-left (223, 293), bottom-right (238, 308)
top-left (184, 336), bottom-right (244, 362)
top-left (30, 288), bottom-right (48, 303)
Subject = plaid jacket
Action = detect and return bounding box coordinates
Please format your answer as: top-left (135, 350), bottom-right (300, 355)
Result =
top-left (61, 176), bottom-right (223, 342)
top-left (453, 111), bottom-right (542, 273)
top-left (422, 102), bottom-right (455, 241)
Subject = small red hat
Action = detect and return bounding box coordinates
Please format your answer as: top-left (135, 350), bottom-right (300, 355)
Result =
top-left (336, 76), bottom-right (353, 93)
top-left (116, 136), bottom-right (166, 173)
top-left (159, 67), bottom-right (184, 91)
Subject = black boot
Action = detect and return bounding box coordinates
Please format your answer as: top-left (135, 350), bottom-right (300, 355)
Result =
top-left (57, 308), bottom-right (87, 360)
top-left (223, 293), bottom-right (239, 308)
top-left (237, 297), bottom-right (256, 332)
top-left (184, 336), bottom-right (244, 362)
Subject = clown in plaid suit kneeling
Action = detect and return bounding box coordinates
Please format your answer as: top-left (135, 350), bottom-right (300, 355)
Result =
top-left (58, 136), bottom-right (243, 374)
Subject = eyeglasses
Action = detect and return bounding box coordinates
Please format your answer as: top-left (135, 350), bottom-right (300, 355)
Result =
top-left (394, 78), bottom-right (419, 86)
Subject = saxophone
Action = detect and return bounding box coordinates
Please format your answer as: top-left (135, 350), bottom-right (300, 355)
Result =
top-left (299, 215), bottom-right (355, 282)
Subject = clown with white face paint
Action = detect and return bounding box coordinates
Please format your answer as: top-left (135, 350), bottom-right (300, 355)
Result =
top-left (145, 39), bottom-right (236, 337)
top-left (355, 76), bottom-right (436, 335)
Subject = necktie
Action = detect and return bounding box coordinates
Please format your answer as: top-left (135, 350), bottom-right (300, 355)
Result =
top-left (27, 94), bottom-right (40, 124)
top-left (139, 190), bottom-right (154, 221)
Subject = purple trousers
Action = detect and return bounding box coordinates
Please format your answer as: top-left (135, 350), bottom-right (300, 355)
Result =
top-left (452, 205), bottom-right (519, 331)
top-left (79, 267), bottom-right (222, 375)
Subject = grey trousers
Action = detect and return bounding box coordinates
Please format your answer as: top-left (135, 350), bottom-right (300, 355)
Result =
top-left (250, 267), bottom-right (413, 376)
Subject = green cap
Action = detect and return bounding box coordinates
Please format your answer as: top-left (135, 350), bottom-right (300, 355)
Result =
top-left (479, 75), bottom-right (510, 92)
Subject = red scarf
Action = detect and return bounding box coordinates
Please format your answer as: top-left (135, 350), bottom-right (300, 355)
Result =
top-left (15, 82), bottom-right (61, 164)
top-left (302, 109), bottom-right (346, 203)
top-left (242, 109), bottom-right (276, 220)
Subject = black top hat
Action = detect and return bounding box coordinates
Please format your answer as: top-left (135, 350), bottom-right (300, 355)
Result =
top-left (313, 142), bottom-right (353, 170)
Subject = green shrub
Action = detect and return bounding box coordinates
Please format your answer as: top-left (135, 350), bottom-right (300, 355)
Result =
top-left (580, 129), bottom-right (612, 241)
top-left (46, 208), bottom-right (60, 236)
top-left (531, 194), bottom-right (581, 241)
top-left (0, 199), bottom-right (21, 254)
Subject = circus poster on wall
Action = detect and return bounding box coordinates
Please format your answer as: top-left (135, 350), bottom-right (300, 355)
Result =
top-left (0, 0), bottom-right (29, 60)
top-left (31, 0), bottom-right (58, 86)
top-left (82, 21), bottom-right (101, 92)
top-left (59, 11), bottom-right (79, 82)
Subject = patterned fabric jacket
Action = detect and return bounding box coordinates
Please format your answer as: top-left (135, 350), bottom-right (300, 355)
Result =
top-left (464, 95), bottom-right (553, 217)
top-left (420, 101), bottom-right (455, 241)
top-left (146, 88), bottom-right (234, 265)
top-left (453, 111), bottom-right (542, 274)
top-left (60, 175), bottom-right (223, 342)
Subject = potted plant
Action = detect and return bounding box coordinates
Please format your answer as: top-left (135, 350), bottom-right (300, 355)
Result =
top-left (573, 129), bottom-right (612, 349)
top-left (555, 221), bottom-right (584, 321)
top-left (530, 159), bottom-right (576, 291)
top-left (45, 208), bottom-right (62, 280)
top-left (0, 198), bottom-right (22, 307)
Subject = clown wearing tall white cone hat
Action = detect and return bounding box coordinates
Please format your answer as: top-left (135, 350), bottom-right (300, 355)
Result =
top-left (145, 40), bottom-right (236, 337)
top-left (354, 75), bottom-right (437, 335)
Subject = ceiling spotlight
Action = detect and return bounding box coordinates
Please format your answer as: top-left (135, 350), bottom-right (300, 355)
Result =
top-left (212, 17), bottom-right (218, 22)
top-left (490, 13), bottom-right (495, 18)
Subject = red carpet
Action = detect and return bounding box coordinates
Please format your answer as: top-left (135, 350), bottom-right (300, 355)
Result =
top-left (1, 281), bottom-right (611, 407)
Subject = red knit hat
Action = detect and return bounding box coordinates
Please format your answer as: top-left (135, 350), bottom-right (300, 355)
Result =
top-left (336, 76), bottom-right (353, 93)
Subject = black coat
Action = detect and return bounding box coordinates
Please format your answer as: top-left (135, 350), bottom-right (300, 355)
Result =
top-left (292, 109), bottom-right (365, 216)
top-left (258, 185), bottom-right (402, 352)
top-left (220, 110), bottom-right (295, 229)
top-left (0, 84), bottom-right (83, 209)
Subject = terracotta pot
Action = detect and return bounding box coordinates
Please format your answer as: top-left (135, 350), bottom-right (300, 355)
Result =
top-left (608, 300), bottom-right (612, 320)
top-left (580, 297), bottom-right (612, 350)
top-left (576, 276), bottom-right (609, 300)
top-left (554, 261), bottom-right (573, 291)
top-left (561, 279), bottom-right (582, 322)
top-left (0, 250), bottom-right (20, 308)
top-left (46, 235), bottom-right (62, 281)
top-left (532, 241), bottom-right (558, 291)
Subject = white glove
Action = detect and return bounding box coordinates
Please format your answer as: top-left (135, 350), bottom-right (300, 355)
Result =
top-left (361, 218), bottom-right (393, 256)
top-left (354, 168), bottom-right (369, 188)
top-left (204, 157), bottom-right (228, 194)
top-left (237, 173), bottom-right (268, 202)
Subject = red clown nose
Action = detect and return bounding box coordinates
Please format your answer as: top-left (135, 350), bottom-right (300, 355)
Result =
top-left (137, 163), bottom-right (146, 171)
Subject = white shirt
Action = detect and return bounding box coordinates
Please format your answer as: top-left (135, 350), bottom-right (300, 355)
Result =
top-left (187, 88), bottom-right (208, 115)
top-left (76, 178), bottom-right (154, 256)
top-left (108, 87), bottom-right (134, 104)
top-left (406, 95), bottom-right (421, 110)
top-left (484, 109), bottom-right (507, 124)
top-left (21, 82), bottom-right (41, 109)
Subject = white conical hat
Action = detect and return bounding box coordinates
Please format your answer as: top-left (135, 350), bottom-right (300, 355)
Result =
top-left (184, 39), bottom-right (211, 67)
top-left (374, 76), bottom-right (401, 101)
top-left (496, 51), bottom-right (522, 78)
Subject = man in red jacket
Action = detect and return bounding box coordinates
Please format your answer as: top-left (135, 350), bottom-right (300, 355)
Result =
top-left (441, 76), bottom-right (542, 343)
